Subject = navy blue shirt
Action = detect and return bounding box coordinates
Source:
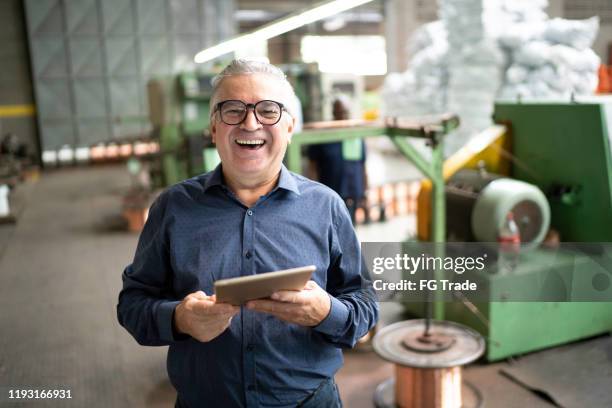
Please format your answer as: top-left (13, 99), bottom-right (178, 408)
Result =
top-left (117, 164), bottom-right (378, 408)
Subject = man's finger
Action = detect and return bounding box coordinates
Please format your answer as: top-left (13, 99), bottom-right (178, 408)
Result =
top-left (198, 302), bottom-right (239, 316)
top-left (247, 299), bottom-right (299, 314)
top-left (193, 290), bottom-right (209, 300)
top-left (186, 296), bottom-right (212, 310)
top-left (215, 303), bottom-right (240, 314)
top-left (191, 299), bottom-right (225, 315)
top-left (305, 280), bottom-right (319, 290)
top-left (270, 290), bottom-right (303, 303)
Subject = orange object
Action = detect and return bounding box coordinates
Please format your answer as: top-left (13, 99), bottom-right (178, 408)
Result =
top-left (123, 207), bottom-right (148, 232)
top-left (597, 64), bottom-right (611, 94)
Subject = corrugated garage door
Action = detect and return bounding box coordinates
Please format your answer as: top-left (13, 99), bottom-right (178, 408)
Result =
top-left (24, 0), bottom-right (235, 151)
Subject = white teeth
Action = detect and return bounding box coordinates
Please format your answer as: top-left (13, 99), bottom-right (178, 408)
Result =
top-left (236, 139), bottom-right (265, 146)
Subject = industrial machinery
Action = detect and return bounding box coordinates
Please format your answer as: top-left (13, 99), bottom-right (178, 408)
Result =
top-left (147, 71), bottom-right (220, 186)
top-left (414, 100), bottom-right (612, 361)
top-left (289, 100), bottom-right (612, 364)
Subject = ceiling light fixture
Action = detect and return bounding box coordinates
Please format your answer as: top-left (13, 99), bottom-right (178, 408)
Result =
top-left (194, 0), bottom-right (374, 64)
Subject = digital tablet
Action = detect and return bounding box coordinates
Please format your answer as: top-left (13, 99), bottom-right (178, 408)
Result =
top-left (214, 265), bottom-right (316, 305)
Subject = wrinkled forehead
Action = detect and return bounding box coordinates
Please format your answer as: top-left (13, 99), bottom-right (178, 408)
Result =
top-left (212, 73), bottom-right (292, 106)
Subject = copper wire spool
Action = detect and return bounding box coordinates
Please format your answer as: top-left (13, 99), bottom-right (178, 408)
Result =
top-left (395, 365), bottom-right (462, 408)
top-left (373, 319), bottom-right (485, 408)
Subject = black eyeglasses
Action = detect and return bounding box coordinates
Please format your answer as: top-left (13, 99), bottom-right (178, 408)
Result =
top-left (213, 100), bottom-right (288, 126)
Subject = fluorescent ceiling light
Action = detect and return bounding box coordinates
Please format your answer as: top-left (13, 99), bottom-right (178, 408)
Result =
top-left (194, 0), bottom-right (374, 64)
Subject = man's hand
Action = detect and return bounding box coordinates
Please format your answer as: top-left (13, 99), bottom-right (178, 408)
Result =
top-left (245, 280), bottom-right (331, 326)
top-left (174, 291), bottom-right (240, 342)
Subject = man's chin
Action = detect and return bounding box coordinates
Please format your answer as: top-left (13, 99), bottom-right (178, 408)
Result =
top-left (221, 156), bottom-right (283, 179)
top-left (231, 162), bottom-right (274, 179)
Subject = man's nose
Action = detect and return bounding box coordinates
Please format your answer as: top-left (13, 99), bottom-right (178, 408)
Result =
top-left (240, 109), bottom-right (261, 131)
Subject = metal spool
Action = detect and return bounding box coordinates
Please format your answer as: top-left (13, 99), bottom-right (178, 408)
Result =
top-left (373, 319), bottom-right (485, 408)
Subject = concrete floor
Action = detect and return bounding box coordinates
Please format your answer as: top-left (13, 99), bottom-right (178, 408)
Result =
top-left (0, 164), bottom-right (585, 407)
top-left (0, 166), bottom-right (173, 407)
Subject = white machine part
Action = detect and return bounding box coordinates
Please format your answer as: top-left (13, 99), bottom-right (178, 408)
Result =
top-left (471, 178), bottom-right (551, 245)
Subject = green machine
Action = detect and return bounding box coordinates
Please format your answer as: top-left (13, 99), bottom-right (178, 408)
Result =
top-left (147, 72), bottom-right (221, 186)
top-left (287, 101), bottom-right (612, 361)
top-left (440, 100), bottom-right (612, 360)
top-left (495, 101), bottom-right (612, 241)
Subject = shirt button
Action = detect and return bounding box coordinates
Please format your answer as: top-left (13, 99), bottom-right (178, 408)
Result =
top-left (246, 344), bottom-right (254, 351)
top-left (248, 385), bottom-right (255, 391)
top-left (247, 210), bottom-right (253, 216)
top-left (245, 251), bottom-right (252, 259)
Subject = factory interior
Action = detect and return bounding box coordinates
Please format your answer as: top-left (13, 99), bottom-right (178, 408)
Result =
top-left (1, 0), bottom-right (612, 407)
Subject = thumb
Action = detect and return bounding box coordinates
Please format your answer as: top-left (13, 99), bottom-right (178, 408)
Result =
top-left (193, 290), bottom-right (209, 300)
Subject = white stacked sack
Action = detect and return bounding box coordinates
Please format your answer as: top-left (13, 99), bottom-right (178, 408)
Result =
top-left (498, 15), bottom-right (600, 99)
top-left (441, 0), bottom-right (505, 153)
top-left (382, 21), bottom-right (449, 118)
top-left (381, 0), bottom-right (601, 155)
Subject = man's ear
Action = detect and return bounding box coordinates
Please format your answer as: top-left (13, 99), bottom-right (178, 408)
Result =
top-left (210, 118), bottom-right (217, 144)
top-left (286, 116), bottom-right (295, 143)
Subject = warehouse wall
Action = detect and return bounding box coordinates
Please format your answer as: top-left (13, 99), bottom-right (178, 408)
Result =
top-left (0, 0), bottom-right (39, 160)
top-left (23, 0), bottom-right (235, 154)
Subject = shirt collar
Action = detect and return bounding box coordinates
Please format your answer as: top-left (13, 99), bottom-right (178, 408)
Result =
top-left (202, 164), bottom-right (300, 195)
top-left (202, 164), bottom-right (224, 192)
top-left (276, 164), bottom-right (300, 195)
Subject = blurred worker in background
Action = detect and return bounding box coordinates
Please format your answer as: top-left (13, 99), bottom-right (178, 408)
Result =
top-left (307, 95), bottom-right (368, 223)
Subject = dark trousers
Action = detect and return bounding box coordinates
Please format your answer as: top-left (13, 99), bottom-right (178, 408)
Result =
top-left (175, 378), bottom-right (343, 408)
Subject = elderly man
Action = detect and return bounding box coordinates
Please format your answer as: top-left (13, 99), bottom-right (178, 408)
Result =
top-left (117, 59), bottom-right (378, 408)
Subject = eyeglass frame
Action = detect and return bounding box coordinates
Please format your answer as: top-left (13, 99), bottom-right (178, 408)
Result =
top-left (212, 99), bottom-right (290, 126)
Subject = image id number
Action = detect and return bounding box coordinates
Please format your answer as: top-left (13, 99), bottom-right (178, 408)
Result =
top-left (8, 389), bottom-right (72, 399)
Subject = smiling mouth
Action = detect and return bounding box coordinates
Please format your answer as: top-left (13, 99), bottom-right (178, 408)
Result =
top-left (235, 139), bottom-right (266, 150)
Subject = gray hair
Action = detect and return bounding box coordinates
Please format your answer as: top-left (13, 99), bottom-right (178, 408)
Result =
top-left (210, 59), bottom-right (298, 118)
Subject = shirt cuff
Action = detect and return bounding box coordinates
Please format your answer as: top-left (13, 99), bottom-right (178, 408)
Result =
top-left (157, 300), bottom-right (185, 342)
top-left (313, 295), bottom-right (349, 337)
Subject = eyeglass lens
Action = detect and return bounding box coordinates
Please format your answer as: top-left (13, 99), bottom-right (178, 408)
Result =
top-left (220, 100), bottom-right (282, 125)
